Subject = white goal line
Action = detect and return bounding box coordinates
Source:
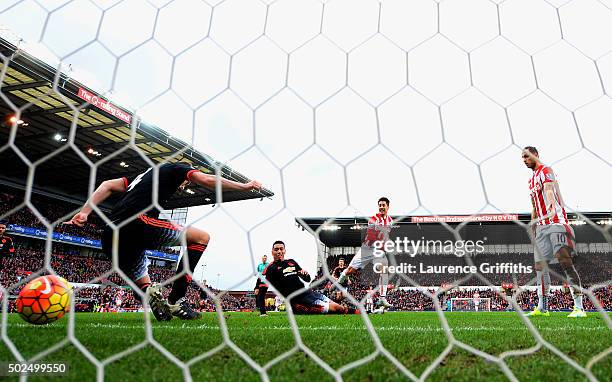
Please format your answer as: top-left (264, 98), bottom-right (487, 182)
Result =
top-left (6, 322), bottom-right (607, 333)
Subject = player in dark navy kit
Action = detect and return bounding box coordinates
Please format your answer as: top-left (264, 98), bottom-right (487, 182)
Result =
top-left (331, 258), bottom-right (346, 280)
top-left (0, 221), bottom-right (15, 256)
top-left (264, 241), bottom-right (358, 315)
top-left (0, 221), bottom-right (16, 281)
top-left (67, 162), bottom-right (262, 321)
top-left (330, 258), bottom-right (348, 302)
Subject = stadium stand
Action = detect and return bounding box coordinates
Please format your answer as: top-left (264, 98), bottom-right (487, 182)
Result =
top-left (0, 185), bottom-right (104, 238)
top-left (316, 284), bottom-right (611, 312)
top-left (2, 243), bottom-right (255, 313)
top-left (2, 235), bottom-right (608, 313)
top-left (311, 253), bottom-right (611, 312)
top-left (0, 185), bottom-right (256, 313)
top-left (318, 252), bottom-right (612, 287)
top-left (1, 187), bottom-right (609, 313)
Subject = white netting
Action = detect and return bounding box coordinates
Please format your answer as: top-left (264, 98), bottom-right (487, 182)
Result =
top-left (0, 0), bottom-right (611, 380)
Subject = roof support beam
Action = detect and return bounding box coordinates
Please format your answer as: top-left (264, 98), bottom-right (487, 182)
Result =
top-left (1, 80), bottom-right (50, 92)
top-left (27, 105), bottom-right (77, 115)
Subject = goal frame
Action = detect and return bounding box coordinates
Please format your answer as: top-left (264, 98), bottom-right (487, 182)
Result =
top-left (450, 297), bottom-right (491, 312)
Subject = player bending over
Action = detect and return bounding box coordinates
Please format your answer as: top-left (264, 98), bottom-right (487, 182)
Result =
top-left (264, 241), bottom-right (358, 315)
top-left (335, 197), bottom-right (393, 310)
top-left (68, 162), bottom-right (261, 321)
top-left (522, 147), bottom-right (586, 318)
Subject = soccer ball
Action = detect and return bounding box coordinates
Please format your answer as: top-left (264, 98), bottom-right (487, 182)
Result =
top-left (16, 275), bottom-right (72, 325)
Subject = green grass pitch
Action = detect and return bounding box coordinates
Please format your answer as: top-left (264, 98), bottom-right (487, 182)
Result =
top-left (1, 312), bottom-right (610, 381)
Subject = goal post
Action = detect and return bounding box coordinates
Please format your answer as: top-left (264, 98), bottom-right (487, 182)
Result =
top-left (450, 297), bottom-right (491, 312)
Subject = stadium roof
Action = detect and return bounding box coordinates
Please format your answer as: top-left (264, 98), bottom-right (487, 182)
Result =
top-left (298, 212), bottom-right (612, 247)
top-left (0, 37), bottom-right (273, 209)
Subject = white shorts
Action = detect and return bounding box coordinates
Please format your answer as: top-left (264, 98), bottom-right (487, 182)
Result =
top-left (292, 291), bottom-right (331, 314)
top-left (349, 246), bottom-right (388, 270)
top-left (534, 224), bottom-right (576, 264)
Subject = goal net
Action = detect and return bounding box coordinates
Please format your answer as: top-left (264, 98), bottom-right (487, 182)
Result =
top-left (0, 1), bottom-right (611, 381)
top-left (450, 297), bottom-right (491, 312)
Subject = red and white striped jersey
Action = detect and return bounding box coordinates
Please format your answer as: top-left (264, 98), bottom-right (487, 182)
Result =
top-left (528, 165), bottom-right (568, 225)
top-left (363, 213), bottom-right (393, 247)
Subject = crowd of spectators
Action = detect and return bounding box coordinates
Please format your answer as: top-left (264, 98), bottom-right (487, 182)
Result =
top-left (2, 242), bottom-right (256, 313)
top-left (309, 254), bottom-right (612, 311)
top-left (0, 243), bottom-right (176, 290)
top-left (360, 286), bottom-right (611, 312)
top-left (318, 252), bottom-right (612, 288)
top-left (0, 189), bottom-right (104, 238)
top-left (312, 282), bottom-right (612, 312)
top-left (6, 283), bottom-right (256, 313)
top-left (1, 186), bottom-right (610, 314)
top-left (2, 241), bottom-right (610, 314)
top-left (196, 290), bottom-right (254, 312)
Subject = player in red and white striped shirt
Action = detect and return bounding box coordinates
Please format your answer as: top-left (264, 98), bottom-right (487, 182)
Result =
top-left (528, 162), bottom-right (569, 226)
top-left (522, 146), bottom-right (585, 318)
top-left (336, 197), bottom-right (393, 310)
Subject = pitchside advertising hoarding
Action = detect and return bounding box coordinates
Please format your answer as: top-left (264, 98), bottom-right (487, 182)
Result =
top-left (6, 224), bottom-right (178, 261)
top-left (7, 224), bottom-right (101, 247)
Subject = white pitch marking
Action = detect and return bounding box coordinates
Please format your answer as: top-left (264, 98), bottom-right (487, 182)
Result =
top-left (6, 322), bottom-right (607, 332)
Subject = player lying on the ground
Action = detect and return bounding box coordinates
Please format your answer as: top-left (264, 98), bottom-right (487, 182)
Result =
top-left (334, 197), bottom-right (393, 310)
top-left (67, 162), bottom-right (262, 321)
top-left (522, 146), bottom-right (586, 318)
top-left (264, 241), bottom-right (358, 315)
